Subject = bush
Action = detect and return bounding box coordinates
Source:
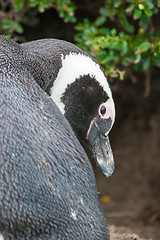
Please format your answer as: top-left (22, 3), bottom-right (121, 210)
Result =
top-left (75, 1), bottom-right (160, 82)
top-left (0, 0), bottom-right (76, 38)
top-left (0, 0), bottom-right (160, 94)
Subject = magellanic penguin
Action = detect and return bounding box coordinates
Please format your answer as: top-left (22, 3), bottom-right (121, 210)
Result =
top-left (0, 35), bottom-right (115, 239)
top-left (20, 38), bottom-right (115, 177)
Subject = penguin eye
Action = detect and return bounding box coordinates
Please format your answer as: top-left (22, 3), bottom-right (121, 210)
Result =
top-left (100, 105), bottom-right (106, 116)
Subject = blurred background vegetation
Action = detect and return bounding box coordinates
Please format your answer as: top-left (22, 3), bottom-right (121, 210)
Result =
top-left (0, 1), bottom-right (160, 238)
top-left (0, 0), bottom-right (160, 96)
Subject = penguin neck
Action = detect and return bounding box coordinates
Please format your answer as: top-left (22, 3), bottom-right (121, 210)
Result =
top-left (20, 40), bottom-right (63, 91)
top-left (50, 52), bottom-right (114, 115)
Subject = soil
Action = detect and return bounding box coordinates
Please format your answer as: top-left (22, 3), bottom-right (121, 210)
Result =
top-left (94, 81), bottom-right (160, 240)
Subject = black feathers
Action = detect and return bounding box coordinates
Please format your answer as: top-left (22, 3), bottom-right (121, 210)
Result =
top-left (0, 36), bottom-right (110, 239)
top-left (61, 74), bottom-right (109, 143)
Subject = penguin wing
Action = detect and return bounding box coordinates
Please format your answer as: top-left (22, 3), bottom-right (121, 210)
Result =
top-left (0, 36), bottom-right (109, 239)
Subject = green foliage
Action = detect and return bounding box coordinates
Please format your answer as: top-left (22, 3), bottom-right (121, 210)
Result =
top-left (26, 0), bottom-right (76, 21)
top-left (0, 0), bottom-right (160, 81)
top-left (2, 19), bottom-right (23, 34)
top-left (0, 0), bottom-right (76, 37)
top-left (74, 0), bottom-right (160, 80)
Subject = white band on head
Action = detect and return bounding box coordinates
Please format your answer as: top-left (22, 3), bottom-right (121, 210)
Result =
top-left (50, 52), bottom-right (115, 121)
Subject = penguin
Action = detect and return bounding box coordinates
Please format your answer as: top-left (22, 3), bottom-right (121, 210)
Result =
top-left (20, 38), bottom-right (115, 177)
top-left (0, 35), bottom-right (115, 239)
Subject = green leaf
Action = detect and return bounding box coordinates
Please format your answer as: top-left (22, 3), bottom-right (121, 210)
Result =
top-left (140, 42), bottom-right (150, 52)
top-left (15, 23), bottom-right (24, 33)
top-left (111, 28), bottom-right (117, 36)
top-left (37, 0), bottom-right (49, 12)
top-left (1, 19), bottom-right (14, 28)
top-left (125, 4), bottom-right (134, 13)
top-left (147, 1), bottom-right (154, 9)
top-left (122, 57), bottom-right (134, 66)
top-left (142, 58), bottom-right (150, 70)
top-left (139, 15), bottom-right (150, 29)
top-left (119, 32), bottom-right (125, 38)
top-left (1, 18), bottom-right (23, 34)
top-left (121, 41), bottom-right (128, 55)
top-left (134, 54), bottom-right (141, 64)
top-left (28, 0), bottom-right (38, 7)
top-left (153, 7), bottom-right (159, 14)
top-left (3, 34), bottom-right (12, 39)
top-left (123, 19), bottom-right (135, 33)
top-left (99, 7), bottom-right (108, 16)
top-left (144, 8), bottom-right (153, 16)
top-left (74, 23), bottom-right (84, 31)
top-left (119, 13), bottom-right (135, 33)
top-left (114, 0), bottom-right (121, 8)
top-left (138, 4), bottom-right (144, 10)
top-left (133, 9), bottom-right (142, 19)
top-left (13, 0), bottom-right (24, 11)
top-left (95, 16), bottom-right (106, 26)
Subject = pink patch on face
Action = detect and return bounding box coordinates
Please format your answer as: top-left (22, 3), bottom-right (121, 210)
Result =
top-left (99, 103), bottom-right (113, 121)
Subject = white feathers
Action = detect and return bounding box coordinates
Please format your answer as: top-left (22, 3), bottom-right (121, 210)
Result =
top-left (50, 52), bottom-right (115, 122)
top-left (0, 234), bottom-right (4, 240)
top-left (70, 209), bottom-right (77, 220)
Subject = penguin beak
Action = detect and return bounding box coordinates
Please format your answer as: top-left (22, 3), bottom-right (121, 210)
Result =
top-left (87, 117), bottom-right (114, 177)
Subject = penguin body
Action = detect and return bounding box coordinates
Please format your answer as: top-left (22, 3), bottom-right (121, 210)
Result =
top-left (0, 36), bottom-right (115, 240)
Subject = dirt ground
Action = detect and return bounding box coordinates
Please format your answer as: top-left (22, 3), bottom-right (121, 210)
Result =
top-left (94, 95), bottom-right (160, 240)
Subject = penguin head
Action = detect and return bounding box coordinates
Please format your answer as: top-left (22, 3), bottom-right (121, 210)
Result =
top-left (50, 52), bottom-right (115, 177)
